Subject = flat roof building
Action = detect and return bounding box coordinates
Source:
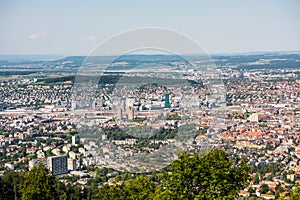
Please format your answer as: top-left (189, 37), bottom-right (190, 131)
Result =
top-left (48, 155), bottom-right (68, 176)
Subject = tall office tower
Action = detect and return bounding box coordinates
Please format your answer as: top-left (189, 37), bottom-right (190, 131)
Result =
top-left (165, 93), bottom-right (170, 108)
top-left (72, 135), bottom-right (78, 146)
top-left (121, 99), bottom-right (126, 111)
top-left (117, 107), bottom-right (123, 120)
top-left (128, 106), bottom-right (135, 120)
top-left (48, 155), bottom-right (68, 176)
top-left (126, 98), bottom-right (134, 112)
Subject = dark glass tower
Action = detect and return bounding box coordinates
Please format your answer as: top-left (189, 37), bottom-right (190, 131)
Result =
top-left (165, 93), bottom-right (170, 108)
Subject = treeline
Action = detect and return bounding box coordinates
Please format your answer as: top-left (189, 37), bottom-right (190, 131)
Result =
top-left (39, 75), bottom-right (123, 85)
top-left (103, 127), bottom-right (178, 140)
top-left (39, 76), bottom-right (76, 83)
top-left (0, 71), bottom-right (39, 76)
top-left (38, 75), bottom-right (201, 88)
top-left (0, 149), bottom-right (250, 200)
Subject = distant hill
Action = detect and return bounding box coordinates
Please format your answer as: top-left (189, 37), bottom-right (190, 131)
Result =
top-left (212, 53), bottom-right (300, 69)
top-left (0, 53), bottom-right (299, 76)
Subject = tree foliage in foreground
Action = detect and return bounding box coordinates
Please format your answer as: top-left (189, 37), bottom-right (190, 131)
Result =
top-left (94, 176), bottom-right (156, 200)
top-left (279, 184), bottom-right (300, 200)
top-left (0, 171), bottom-right (22, 200)
top-left (94, 149), bottom-right (250, 200)
top-left (21, 164), bottom-right (57, 200)
top-left (0, 164), bottom-right (87, 200)
top-left (0, 149), bottom-right (250, 200)
top-left (154, 148), bottom-right (250, 199)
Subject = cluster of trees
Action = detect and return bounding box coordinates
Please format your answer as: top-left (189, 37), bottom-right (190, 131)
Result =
top-left (94, 149), bottom-right (250, 200)
top-left (0, 149), bottom-right (251, 200)
top-left (250, 163), bottom-right (283, 179)
top-left (103, 126), bottom-right (178, 141)
top-left (38, 75), bottom-right (125, 86)
top-left (0, 164), bottom-right (88, 200)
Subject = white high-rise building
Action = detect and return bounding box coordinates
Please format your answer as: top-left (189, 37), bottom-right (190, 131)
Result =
top-left (67, 158), bottom-right (76, 171)
top-left (72, 136), bottom-right (78, 146)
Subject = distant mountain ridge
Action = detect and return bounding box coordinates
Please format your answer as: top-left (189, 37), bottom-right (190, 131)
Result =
top-left (0, 53), bottom-right (299, 76)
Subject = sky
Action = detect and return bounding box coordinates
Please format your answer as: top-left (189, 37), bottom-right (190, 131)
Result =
top-left (0, 0), bottom-right (300, 55)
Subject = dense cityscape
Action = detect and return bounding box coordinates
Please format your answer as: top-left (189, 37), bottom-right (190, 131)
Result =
top-left (0, 53), bottom-right (299, 199)
top-left (1, 1), bottom-right (300, 199)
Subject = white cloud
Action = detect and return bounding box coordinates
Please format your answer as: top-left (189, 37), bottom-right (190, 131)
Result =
top-left (28, 32), bottom-right (47, 39)
top-left (85, 36), bottom-right (97, 41)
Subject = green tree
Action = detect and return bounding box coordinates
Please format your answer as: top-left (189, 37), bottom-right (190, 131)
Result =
top-left (248, 187), bottom-right (255, 193)
top-left (253, 173), bottom-right (260, 184)
top-left (281, 184), bottom-right (300, 200)
top-left (93, 176), bottom-right (156, 200)
top-left (123, 176), bottom-right (157, 200)
top-left (261, 184), bottom-right (269, 194)
top-left (155, 148), bottom-right (250, 200)
top-left (21, 164), bottom-right (58, 200)
top-left (0, 171), bottom-right (22, 200)
top-left (93, 184), bottom-right (122, 200)
top-left (65, 183), bottom-right (87, 200)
